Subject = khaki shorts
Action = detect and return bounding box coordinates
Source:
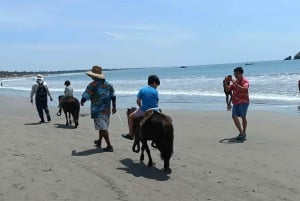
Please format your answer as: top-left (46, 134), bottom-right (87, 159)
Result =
top-left (94, 115), bottom-right (110, 130)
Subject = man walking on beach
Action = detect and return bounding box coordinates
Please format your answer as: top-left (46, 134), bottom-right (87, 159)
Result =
top-left (223, 75), bottom-right (233, 109)
top-left (226, 67), bottom-right (249, 140)
top-left (122, 75), bottom-right (160, 140)
top-left (81, 66), bottom-right (116, 152)
top-left (30, 74), bottom-right (53, 123)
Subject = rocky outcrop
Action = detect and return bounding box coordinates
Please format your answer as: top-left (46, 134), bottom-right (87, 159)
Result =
top-left (284, 56), bottom-right (292, 60)
top-left (294, 52), bottom-right (300, 60)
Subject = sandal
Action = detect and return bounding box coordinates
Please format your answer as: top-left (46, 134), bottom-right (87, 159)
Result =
top-left (94, 139), bottom-right (101, 147)
top-left (236, 133), bottom-right (246, 140)
top-left (121, 134), bottom-right (133, 140)
top-left (103, 146), bottom-right (114, 152)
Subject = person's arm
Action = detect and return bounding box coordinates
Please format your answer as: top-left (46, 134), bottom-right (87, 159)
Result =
top-left (136, 88), bottom-right (143, 108)
top-left (136, 98), bottom-right (142, 108)
top-left (44, 84), bottom-right (53, 101)
top-left (30, 84), bottom-right (36, 103)
top-left (111, 96), bottom-right (116, 114)
top-left (109, 84), bottom-right (117, 114)
top-left (224, 78), bottom-right (232, 92)
top-left (234, 80), bottom-right (249, 92)
top-left (81, 83), bottom-right (93, 106)
top-left (64, 87), bottom-right (67, 96)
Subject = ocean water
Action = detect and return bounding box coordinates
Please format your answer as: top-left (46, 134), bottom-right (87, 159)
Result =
top-left (1, 60), bottom-right (300, 114)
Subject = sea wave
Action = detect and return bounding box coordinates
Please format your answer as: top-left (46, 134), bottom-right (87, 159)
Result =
top-left (3, 86), bottom-right (298, 103)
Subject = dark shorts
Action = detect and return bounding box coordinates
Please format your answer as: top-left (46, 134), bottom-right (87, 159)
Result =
top-left (232, 103), bottom-right (249, 118)
top-left (224, 90), bottom-right (232, 96)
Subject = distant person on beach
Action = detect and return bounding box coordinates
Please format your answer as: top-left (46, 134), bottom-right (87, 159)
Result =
top-left (298, 80), bottom-right (300, 92)
top-left (30, 74), bottom-right (53, 123)
top-left (1, 82), bottom-right (2, 87)
top-left (226, 67), bottom-right (249, 140)
top-left (122, 75), bottom-right (160, 140)
top-left (223, 75), bottom-right (233, 109)
top-left (81, 66), bottom-right (116, 152)
top-left (56, 80), bottom-right (74, 116)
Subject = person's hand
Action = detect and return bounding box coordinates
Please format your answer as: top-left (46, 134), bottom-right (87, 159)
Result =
top-left (112, 107), bottom-right (117, 114)
top-left (30, 99), bottom-right (33, 104)
top-left (80, 98), bottom-right (86, 106)
top-left (50, 97), bottom-right (53, 101)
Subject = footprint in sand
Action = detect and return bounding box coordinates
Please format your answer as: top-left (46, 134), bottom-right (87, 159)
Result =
top-left (12, 183), bottom-right (25, 191)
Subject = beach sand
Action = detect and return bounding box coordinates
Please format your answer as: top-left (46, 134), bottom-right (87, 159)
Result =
top-left (0, 95), bottom-right (299, 201)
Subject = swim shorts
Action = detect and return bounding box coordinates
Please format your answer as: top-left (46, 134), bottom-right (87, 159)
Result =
top-left (232, 103), bottom-right (249, 118)
top-left (94, 115), bottom-right (110, 130)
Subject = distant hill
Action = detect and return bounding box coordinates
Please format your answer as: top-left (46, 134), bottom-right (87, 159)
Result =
top-left (294, 51), bottom-right (300, 60)
top-left (0, 70), bottom-right (87, 78)
top-left (0, 68), bottom-right (139, 78)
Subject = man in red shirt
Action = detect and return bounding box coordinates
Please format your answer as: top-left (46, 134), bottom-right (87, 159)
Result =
top-left (226, 67), bottom-right (249, 140)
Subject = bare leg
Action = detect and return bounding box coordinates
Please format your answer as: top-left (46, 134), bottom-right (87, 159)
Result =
top-left (242, 117), bottom-right (247, 134)
top-left (232, 116), bottom-right (243, 134)
top-left (102, 130), bottom-right (113, 152)
top-left (101, 130), bottom-right (111, 147)
top-left (226, 95), bottom-right (229, 106)
top-left (229, 95), bottom-right (232, 106)
top-left (97, 130), bottom-right (103, 146)
top-left (128, 113), bottom-right (135, 137)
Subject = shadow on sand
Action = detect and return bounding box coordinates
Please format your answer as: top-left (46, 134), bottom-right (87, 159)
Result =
top-left (80, 113), bottom-right (90, 117)
top-left (71, 148), bottom-right (103, 156)
top-left (24, 122), bottom-right (50, 125)
top-left (54, 123), bottom-right (76, 129)
top-left (219, 137), bottom-right (247, 144)
top-left (117, 158), bottom-right (170, 181)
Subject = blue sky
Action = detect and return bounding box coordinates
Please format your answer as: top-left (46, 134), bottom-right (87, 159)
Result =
top-left (1, 0), bottom-right (300, 71)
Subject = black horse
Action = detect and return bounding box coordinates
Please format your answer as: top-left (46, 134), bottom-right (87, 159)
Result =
top-left (128, 108), bottom-right (174, 174)
top-left (59, 96), bottom-right (80, 128)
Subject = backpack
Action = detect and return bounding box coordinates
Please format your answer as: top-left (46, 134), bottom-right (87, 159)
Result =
top-left (36, 82), bottom-right (47, 99)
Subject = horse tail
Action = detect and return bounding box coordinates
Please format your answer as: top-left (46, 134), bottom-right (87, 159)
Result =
top-left (160, 123), bottom-right (174, 161)
top-left (75, 98), bottom-right (80, 117)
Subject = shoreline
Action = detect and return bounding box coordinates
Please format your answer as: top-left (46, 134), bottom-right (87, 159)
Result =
top-left (1, 93), bottom-right (299, 116)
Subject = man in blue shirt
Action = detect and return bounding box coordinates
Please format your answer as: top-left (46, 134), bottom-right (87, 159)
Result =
top-left (122, 75), bottom-right (160, 140)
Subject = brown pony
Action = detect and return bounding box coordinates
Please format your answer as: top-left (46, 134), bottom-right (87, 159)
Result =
top-left (59, 96), bottom-right (80, 128)
top-left (127, 107), bottom-right (174, 174)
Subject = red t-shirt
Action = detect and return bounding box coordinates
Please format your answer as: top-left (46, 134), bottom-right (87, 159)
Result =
top-left (229, 77), bottom-right (249, 105)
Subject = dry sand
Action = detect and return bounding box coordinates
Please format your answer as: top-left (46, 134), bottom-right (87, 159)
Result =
top-left (0, 95), bottom-right (299, 201)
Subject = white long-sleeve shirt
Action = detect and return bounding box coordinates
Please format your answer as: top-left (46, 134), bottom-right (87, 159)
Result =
top-left (64, 86), bottom-right (73, 97)
top-left (30, 81), bottom-right (52, 100)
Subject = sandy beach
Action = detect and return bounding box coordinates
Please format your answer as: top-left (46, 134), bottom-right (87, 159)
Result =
top-left (0, 95), bottom-right (299, 201)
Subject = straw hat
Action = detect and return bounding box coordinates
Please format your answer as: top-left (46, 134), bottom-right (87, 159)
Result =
top-left (86, 66), bottom-right (105, 79)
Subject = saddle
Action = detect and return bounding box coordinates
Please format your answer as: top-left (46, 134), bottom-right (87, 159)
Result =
top-left (137, 108), bottom-right (172, 140)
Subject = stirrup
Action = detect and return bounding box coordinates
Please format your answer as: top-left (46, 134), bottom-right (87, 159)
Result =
top-left (56, 112), bottom-right (61, 116)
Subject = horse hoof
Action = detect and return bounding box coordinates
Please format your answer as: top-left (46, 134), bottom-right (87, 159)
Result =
top-left (140, 155), bottom-right (144, 162)
top-left (164, 167), bottom-right (172, 174)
